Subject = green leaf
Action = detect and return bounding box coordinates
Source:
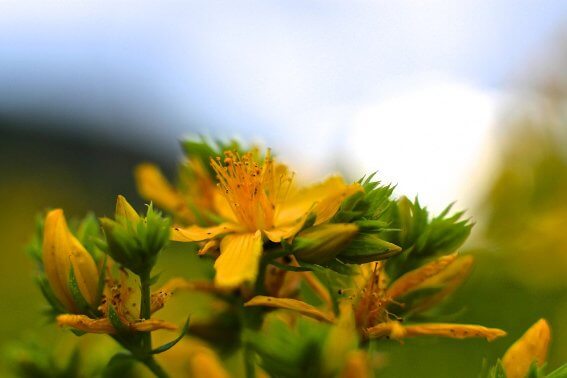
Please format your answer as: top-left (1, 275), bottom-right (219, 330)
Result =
top-left (546, 363), bottom-right (567, 378)
top-left (151, 316), bottom-right (191, 354)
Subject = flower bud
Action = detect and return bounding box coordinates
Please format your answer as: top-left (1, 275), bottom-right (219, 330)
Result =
top-left (293, 224), bottom-right (358, 264)
top-left (101, 197), bottom-right (170, 275)
top-left (42, 209), bottom-right (99, 313)
top-left (115, 194), bottom-right (140, 222)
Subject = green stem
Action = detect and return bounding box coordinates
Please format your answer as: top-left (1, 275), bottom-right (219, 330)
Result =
top-left (139, 269), bottom-right (152, 355)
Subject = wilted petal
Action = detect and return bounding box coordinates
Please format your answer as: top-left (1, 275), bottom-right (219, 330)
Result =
top-left (214, 231), bottom-right (263, 288)
top-left (503, 319), bottom-right (551, 378)
top-left (171, 223), bottom-right (236, 242)
top-left (386, 253), bottom-right (459, 299)
top-left (57, 314), bottom-right (114, 334)
top-left (245, 295), bottom-right (335, 323)
top-left (367, 321), bottom-right (506, 341)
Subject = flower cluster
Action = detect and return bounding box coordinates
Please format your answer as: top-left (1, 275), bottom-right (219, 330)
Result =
top-left (20, 138), bottom-right (564, 377)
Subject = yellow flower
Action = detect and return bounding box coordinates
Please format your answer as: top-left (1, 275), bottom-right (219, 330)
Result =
top-left (42, 209), bottom-right (99, 312)
top-left (172, 150), bottom-right (362, 289)
top-left (502, 319), bottom-right (550, 378)
top-left (135, 158), bottom-right (218, 224)
top-left (56, 268), bottom-right (177, 334)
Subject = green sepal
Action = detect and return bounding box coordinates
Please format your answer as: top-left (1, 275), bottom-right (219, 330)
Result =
top-left (299, 259), bottom-right (357, 276)
top-left (68, 265), bottom-right (93, 315)
top-left (339, 234), bottom-right (401, 264)
top-left (108, 305), bottom-right (129, 334)
top-left (269, 260), bottom-right (312, 272)
top-left (35, 275), bottom-right (66, 315)
top-left (95, 255), bottom-right (108, 310)
top-left (151, 316), bottom-right (191, 354)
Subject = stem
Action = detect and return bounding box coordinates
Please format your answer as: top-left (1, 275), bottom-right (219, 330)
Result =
top-left (139, 269), bottom-right (152, 355)
top-left (142, 356), bottom-right (169, 378)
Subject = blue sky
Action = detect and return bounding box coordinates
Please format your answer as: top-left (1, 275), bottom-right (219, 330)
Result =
top-left (1, 1), bottom-right (565, 209)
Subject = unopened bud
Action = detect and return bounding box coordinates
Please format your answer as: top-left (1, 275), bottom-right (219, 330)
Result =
top-left (293, 224), bottom-right (358, 264)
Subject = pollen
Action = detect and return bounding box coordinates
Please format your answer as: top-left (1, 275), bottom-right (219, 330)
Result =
top-left (211, 150), bottom-right (293, 231)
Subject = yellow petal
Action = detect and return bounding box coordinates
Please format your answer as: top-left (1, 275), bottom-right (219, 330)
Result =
top-left (57, 314), bottom-right (114, 334)
top-left (503, 319), bottom-right (551, 378)
top-left (57, 314), bottom-right (177, 334)
top-left (198, 239), bottom-right (220, 256)
top-left (171, 223), bottom-right (236, 242)
top-left (408, 255), bottom-right (474, 314)
top-left (213, 190), bottom-right (239, 223)
top-left (135, 163), bottom-right (193, 221)
top-left (263, 216), bottom-right (308, 242)
top-left (42, 209), bottom-right (99, 311)
top-left (386, 253), bottom-right (459, 299)
top-left (69, 234), bottom-right (99, 306)
top-left (188, 344), bottom-right (231, 378)
top-left (366, 321), bottom-right (506, 341)
top-left (322, 302), bottom-right (359, 375)
top-left (115, 195), bottom-right (140, 222)
top-left (131, 319), bottom-right (178, 332)
top-left (245, 295), bottom-right (335, 323)
top-left (275, 177), bottom-right (362, 226)
top-left (214, 231), bottom-right (263, 288)
top-left (340, 351), bottom-right (371, 378)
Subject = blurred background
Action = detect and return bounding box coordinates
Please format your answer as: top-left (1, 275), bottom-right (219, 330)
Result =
top-left (1, 1), bottom-right (566, 376)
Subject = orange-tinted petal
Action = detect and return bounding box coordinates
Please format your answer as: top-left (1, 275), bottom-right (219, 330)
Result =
top-left (244, 295), bottom-right (335, 323)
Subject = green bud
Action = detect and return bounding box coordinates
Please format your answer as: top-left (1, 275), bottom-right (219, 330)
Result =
top-left (339, 234), bottom-right (401, 264)
top-left (100, 197), bottom-right (170, 275)
top-left (293, 223), bottom-right (358, 264)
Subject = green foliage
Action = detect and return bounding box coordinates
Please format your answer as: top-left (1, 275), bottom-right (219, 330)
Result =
top-left (180, 136), bottom-right (248, 177)
top-left (151, 317), bottom-right (191, 354)
top-left (6, 341), bottom-right (81, 378)
top-left (251, 317), bottom-right (329, 378)
top-left (386, 196), bottom-right (473, 278)
top-left (100, 203), bottom-right (170, 275)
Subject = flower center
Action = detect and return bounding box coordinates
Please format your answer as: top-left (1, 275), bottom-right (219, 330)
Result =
top-left (211, 150), bottom-right (293, 231)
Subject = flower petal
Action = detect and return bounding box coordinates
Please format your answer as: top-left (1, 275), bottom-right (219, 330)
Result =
top-left (135, 163), bottom-right (193, 221)
top-left (171, 223), bottom-right (236, 242)
top-left (503, 319), bottom-right (551, 378)
top-left (275, 177), bottom-right (362, 226)
top-left (188, 344), bottom-right (231, 378)
top-left (386, 253), bottom-right (459, 299)
top-left (366, 321), bottom-right (506, 341)
top-left (263, 216), bottom-right (308, 242)
top-left (57, 314), bottom-right (114, 334)
top-left (57, 314), bottom-right (177, 334)
top-left (214, 231), bottom-right (263, 288)
top-left (244, 295), bottom-right (335, 323)
top-left (42, 209), bottom-right (99, 311)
